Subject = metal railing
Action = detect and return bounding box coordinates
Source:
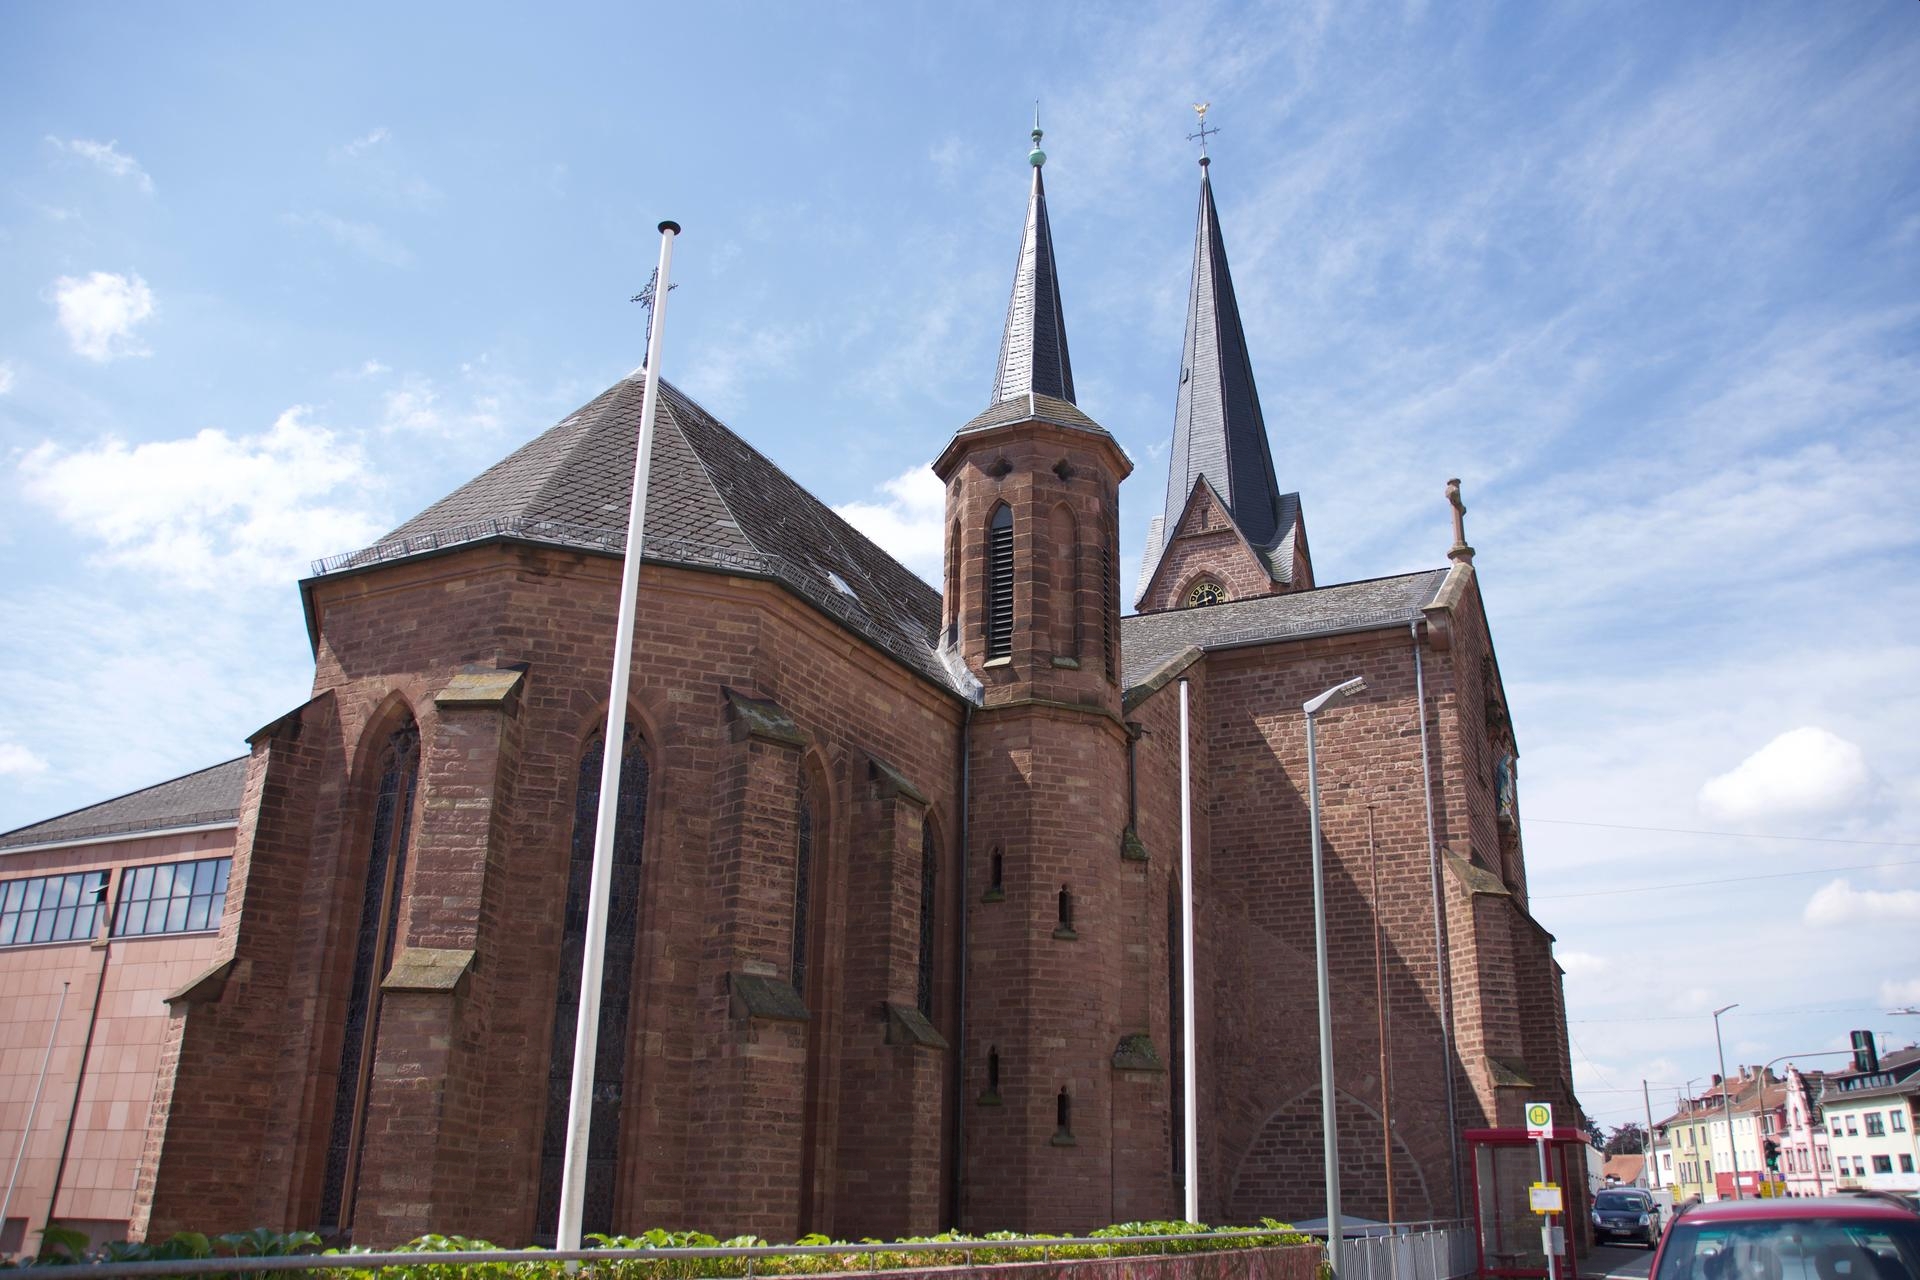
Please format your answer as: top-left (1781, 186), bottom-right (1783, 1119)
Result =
top-left (5, 1228), bottom-right (1319, 1279)
top-left (1295, 1220), bottom-right (1475, 1280)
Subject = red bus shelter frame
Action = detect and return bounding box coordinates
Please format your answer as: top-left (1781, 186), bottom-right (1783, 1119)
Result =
top-left (1463, 1125), bottom-right (1589, 1279)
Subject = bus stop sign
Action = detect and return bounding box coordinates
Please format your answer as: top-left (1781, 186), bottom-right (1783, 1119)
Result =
top-left (1525, 1101), bottom-right (1553, 1139)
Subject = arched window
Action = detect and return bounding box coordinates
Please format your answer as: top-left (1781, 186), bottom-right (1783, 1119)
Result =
top-left (793, 771), bottom-right (817, 993)
top-left (917, 815), bottom-right (936, 1019)
top-left (320, 717), bottom-right (421, 1231)
top-left (535, 722), bottom-right (649, 1242)
top-left (1056, 884), bottom-right (1076, 939)
top-left (1055, 1087), bottom-right (1074, 1142)
top-left (1048, 504), bottom-right (1078, 659)
top-left (985, 504), bottom-right (1015, 660)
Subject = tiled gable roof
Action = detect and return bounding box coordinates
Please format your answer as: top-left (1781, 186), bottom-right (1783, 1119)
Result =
top-left (321, 375), bottom-right (952, 690)
top-left (0, 756), bottom-right (248, 852)
top-left (1121, 568), bottom-right (1449, 689)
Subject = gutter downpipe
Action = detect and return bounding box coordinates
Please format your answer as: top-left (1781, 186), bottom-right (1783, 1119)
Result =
top-left (1412, 617), bottom-right (1462, 1220)
top-left (950, 700), bottom-right (972, 1229)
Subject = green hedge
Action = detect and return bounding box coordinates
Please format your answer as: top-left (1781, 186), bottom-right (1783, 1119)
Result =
top-left (10, 1219), bottom-right (1312, 1277)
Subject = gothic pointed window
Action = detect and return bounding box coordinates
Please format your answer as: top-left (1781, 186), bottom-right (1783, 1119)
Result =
top-left (945, 519), bottom-right (961, 647)
top-left (320, 717), bottom-right (420, 1231)
top-left (535, 722), bottom-right (649, 1242)
top-left (917, 815), bottom-right (937, 1019)
top-left (986, 504), bottom-right (1014, 660)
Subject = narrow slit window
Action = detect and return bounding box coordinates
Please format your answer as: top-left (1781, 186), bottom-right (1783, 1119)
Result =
top-left (991, 849), bottom-right (1004, 893)
top-left (917, 815), bottom-right (936, 1019)
top-left (793, 778), bottom-right (814, 993)
top-left (986, 504), bottom-right (1015, 660)
top-left (1058, 885), bottom-right (1074, 933)
top-left (988, 1048), bottom-right (1001, 1094)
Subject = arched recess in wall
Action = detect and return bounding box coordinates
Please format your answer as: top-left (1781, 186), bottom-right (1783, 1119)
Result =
top-left (945, 519), bottom-right (961, 647)
top-left (534, 717), bottom-right (651, 1242)
top-left (795, 751), bottom-right (834, 1233)
top-left (1225, 1085), bottom-right (1433, 1227)
top-left (1048, 503), bottom-right (1079, 661)
top-left (318, 695), bottom-right (423, 1233)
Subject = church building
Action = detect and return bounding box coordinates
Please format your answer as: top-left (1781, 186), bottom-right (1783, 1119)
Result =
top-left (0, 127), bottom-right (1576, 1251)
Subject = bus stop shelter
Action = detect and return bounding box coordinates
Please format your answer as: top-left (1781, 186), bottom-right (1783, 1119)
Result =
top-left (1464, 1125), bottom-right (1590, 1279)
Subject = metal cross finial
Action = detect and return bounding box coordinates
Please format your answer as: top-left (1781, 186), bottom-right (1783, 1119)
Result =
top-left (1188, 103), bottom-right (1219, 162)
top-left (631, 268), bottom-right (678, 362)
top-left (631, 268), bottom-right (677, 312)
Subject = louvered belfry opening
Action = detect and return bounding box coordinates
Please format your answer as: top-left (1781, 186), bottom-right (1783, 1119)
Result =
top-left (985, 504), bottom-right (1015, 659)
top-left (320, 718), bottom-right (421, 1232)
top-left (535, 723), bottom-right (649, 1243)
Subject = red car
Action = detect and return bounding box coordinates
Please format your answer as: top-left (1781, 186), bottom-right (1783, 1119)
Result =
top-left (1650, 1194), bottom-right (1920, 1279)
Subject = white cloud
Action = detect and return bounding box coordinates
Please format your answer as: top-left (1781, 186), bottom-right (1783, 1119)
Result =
top-left (1558, 950), bottom-right (1610, 978)
top-left (50, 271), bottom-right (156, 361)
top-left (16, 407), bottom-right (387, 589)
top-left (284, 211), bottom-right (414, 267)
top-left (1804, 879), bottom-right (1920, 928)
top-left (1880, 977), bottom-right (1920, 1006)
top-left (0, 360), bottom-right (15, 394)
top-left (335, 127), bottom-right (390, 159)
top-left (0, 743), bottom-right (50, 777)
top-left (833, 466), bottom-right (946, 583)
top-left (360, 359), bottom-right (390, 377)
top-left (1698, 727), bottom-right (1872, 823)
top-left (46, 137), bottom-right (154, 193)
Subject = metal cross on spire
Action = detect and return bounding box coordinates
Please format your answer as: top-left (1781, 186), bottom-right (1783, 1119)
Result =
top-left (1188, 102), bottom-right (1219, 163)
top-left (631, 268), bottom-right (678, 364)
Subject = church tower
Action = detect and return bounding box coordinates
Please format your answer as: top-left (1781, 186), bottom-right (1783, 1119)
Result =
top-left (935, 124), bottom-right (1162, 1230)
top-left (1135, 145), bottom-right (1312, 612)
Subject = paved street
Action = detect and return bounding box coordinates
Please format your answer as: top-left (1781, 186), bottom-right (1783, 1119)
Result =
top-left (1580, 1243), bottom-right (1655, 1279)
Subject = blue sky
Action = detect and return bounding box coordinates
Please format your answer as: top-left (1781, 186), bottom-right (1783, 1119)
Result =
top-left (3, 1), bottom-right (1917, 1134)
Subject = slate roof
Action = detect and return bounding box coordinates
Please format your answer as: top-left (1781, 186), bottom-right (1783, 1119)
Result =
top-left (316, 375), bottom-right (952, 689)
top-left (0, 756), bottom-right (248, 852)
top-left (990, 162), bottom-right (1075, 406)
top-left (1120, 568), bottom-right (1449, 688)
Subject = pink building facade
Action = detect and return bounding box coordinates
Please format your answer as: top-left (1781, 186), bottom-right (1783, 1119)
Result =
top-left (0, 761), bottom-right (242, 1258)
top-left (1779, 1066), bottom-right (1834, 1198)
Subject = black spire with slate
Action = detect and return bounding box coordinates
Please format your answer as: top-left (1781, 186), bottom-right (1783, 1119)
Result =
top-left (989, 118), bottom-right (1075, 406)
top-left (1160, 158), bottom-right (1286, 550)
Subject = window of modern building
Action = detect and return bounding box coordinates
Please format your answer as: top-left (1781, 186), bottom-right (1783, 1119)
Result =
top-left (1865, 1113), bottom-right (1885, 1137)
top-left (1901, 1154), bottom-right (1914, 1174)
top-left (1892, 1110), bottom-right (1908, 1133)
top-left (1872, 1155), bottom-right (1893, 1174)
top-left (1847, 1116), bottom-right (1859, 1135)
top-left (113, 857), bottom-right (231, 937)
top-left (0, 870), bottom-right (107, 947)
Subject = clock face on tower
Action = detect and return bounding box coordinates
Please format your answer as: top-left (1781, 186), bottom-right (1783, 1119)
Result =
top-left (1186, 580), bottom-right (1225, 608)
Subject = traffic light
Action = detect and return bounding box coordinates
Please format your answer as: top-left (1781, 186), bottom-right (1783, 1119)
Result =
top-left (1852, 1030), bottom-right (1879, 1074)
top-left (1764, 1138), bottom-right (1780, 1171)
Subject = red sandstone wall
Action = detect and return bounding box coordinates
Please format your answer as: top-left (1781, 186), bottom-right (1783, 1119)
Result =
top-left (145, 542), bottom-right (967, 1246)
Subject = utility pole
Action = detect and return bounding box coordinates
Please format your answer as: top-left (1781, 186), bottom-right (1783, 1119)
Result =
top-left (1643, 1081), bottom-right (1658, 1189)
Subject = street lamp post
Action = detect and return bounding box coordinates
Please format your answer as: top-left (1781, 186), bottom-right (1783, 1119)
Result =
top-left (1713, 1003), bottom-right (1741, 1200)
top-left (1305, 675), bottom-right (1367, 1280)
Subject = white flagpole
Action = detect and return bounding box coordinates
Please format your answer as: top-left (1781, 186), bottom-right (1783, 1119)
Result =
top-left (1178, 678), bottom-right (1199, 1223)
top-left (556, 219), bottom-right (680, 1253)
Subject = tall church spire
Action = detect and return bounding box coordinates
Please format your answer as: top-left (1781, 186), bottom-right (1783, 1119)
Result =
top-left (989, 116), bottom-right (1075, 406)
top-left (1135, 129), bottom-right (1311, 612)
top-left (1160, 154), bottom-right (1285, 548)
